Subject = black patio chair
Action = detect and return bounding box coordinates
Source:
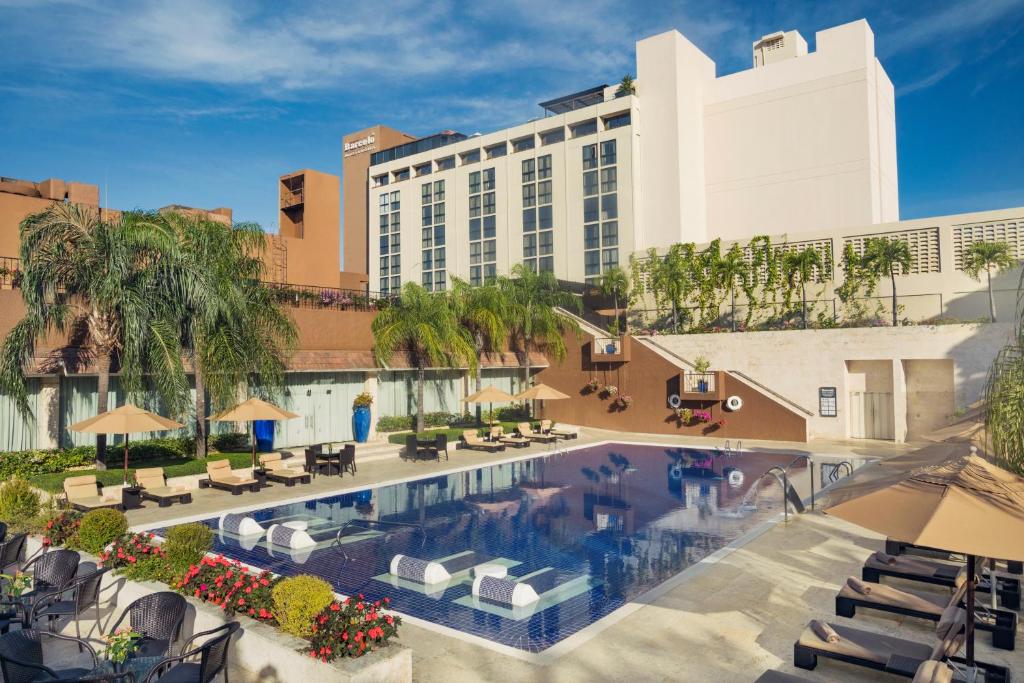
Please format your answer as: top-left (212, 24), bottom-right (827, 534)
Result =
top-left (433, 434), bottom-right (449, 461)
top-left (108, 591), bottom-right (187, 659)
top-left (404, 434), bottom-right (420, 460)
top-left (0, 628), bottom-right (101, 683)
top-left (0, 521), bottom-right (7, 543)
top-left (0, 532), bottom-right (27, 574)
top-left (304, 448), bottom-right (331, 478)
top-left (18, 548), bottom-right (80, 626)
top-left (30, 567), bottom-right (109, 647)
top-left (142, 621), bottom-right (240, 683)
top-left (339, 444), bottom-right (357, 476)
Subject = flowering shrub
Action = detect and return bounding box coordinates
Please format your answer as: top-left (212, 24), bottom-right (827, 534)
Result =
top-left (693, 410), bottom-right (712, 424)
top-left (99, 532), bottom-right (168, 581)
top-left (676, 407), bottom-right (693, 422)
top-left (586, 378), bottom-right (600, 392)
top-left (601, 385), bottom-right (618, 398)
top-left (618, 395), bottom-right (633, 408)
top-left (177, 555), bottom-right (278, 622)
top-left (41, 510), bottom-right (81, 547)
top-left (352, 392), bottom-right (373, 408)
top-left (309, 595), bottom-right (401, 661)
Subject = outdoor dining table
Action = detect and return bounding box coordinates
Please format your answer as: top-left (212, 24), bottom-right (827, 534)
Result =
top-left (317, 443), bottom-right (354, 476)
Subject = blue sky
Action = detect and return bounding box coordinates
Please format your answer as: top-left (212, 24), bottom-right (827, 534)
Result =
top-left (1, 0), bottom-right (1022, 255)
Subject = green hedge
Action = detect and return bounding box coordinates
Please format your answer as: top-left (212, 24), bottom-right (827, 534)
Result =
top-left (376, 412), bottom-right (461, 432)
top-left (209, 432), bottom-right (249, 452)
top-left (0, 437), bottom-right (196, 482)
top-left (385, 421), bottom-right (523, 445)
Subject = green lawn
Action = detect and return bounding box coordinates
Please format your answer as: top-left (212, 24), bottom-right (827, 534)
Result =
top-left (29, 451), bottom-right (258, 493)
top-left (385, 421), bottom-right (526, 445)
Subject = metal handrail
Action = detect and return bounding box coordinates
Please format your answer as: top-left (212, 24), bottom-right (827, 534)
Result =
top-left (784, 454), bottom-right (814, 510)
top-left (334, 519), bottom-right (425, 561)
top-left (820, 460), bottom-right (853, 487)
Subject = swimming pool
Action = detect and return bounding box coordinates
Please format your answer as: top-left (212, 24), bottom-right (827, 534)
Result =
top-left (167, 443), bottom-right (804, 653)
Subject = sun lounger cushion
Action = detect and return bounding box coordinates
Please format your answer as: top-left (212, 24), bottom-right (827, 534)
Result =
top-left (867, 552), bottom-right (961, 580)
top-left (64, 475), bottom-right (119, 505)
top-left (839, 579), bottom-right (946, 615)
top-left (219, 513), bottom-right (264, 537)
top-left (809, 619), bottom-right (839, 643)
top-left (267, 524), bottom-right (315, 549)
top-left (472, 575), bottom-right (539, 607)
top-left (914, 661), bottom-right (953, 683)
top-left (797, 622), bottom-right (933, 665)
top-left (390, 554), bottom-right (451, 585)
top-left (847, 577), bottom-right (872, 595)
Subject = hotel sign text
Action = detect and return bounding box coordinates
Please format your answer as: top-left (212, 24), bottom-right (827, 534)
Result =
top-left (344, 135), bottom-right (376, 157)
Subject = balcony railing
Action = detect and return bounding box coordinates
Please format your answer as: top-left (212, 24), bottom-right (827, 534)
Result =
top-left (264, 282), bottom-right (395, 312)
top-left (0, 256), bottom-right (22, 288)
top-left (680, 371), bottom-right (725, 400)
top-left (590, 336), bottom-right (630, 363)
top-left (281, 189), bottom-right (304, 208)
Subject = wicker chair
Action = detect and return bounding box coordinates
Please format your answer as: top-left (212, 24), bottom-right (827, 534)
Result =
top-left (0, 532), bottom-right (27, 574)
top-left (304, 448), bottom-right (331, 478)
top-left (108, 592), bottom-right (187, 659)
top-left (338, 443), bottom-right (357, 476)
top-left (0, 521), bottom-right (7, 543)
top-left (18, 548), bottom-right (81, 626)
top-left (0, 629), bottom-right (101, 683)
top-left (30, 567), bottom-right (109, 647)
top-left (142, 621), bottom-right (240, 683)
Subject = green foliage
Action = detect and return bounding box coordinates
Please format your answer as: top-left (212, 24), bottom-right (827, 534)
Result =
top-left (386, 421), bottom-right (521, 445)
top-left (615, 74), bottom-right (636, 97)
top-left (74, 508), bottom-right (128, 554)
top-left (309, 596), bottom-right (400, 661)
top-left (962, 240), bottom-right (1016, 322)
top-left (28, 452), bottom-right (254, 493)
top-left (208, 432), bottom-right (249, 453)
top-left (0, 437), bottom-right (194, 482)
top-left (0, 477), bottom-right (41, 526)
top-left (861, 237), bottom-right (912, 327)
top-left (272, 575), bottom-right (337, 638)
top-left (162, 522), bottom-right (213, 579)
top-left (352, 392), bottom-right (374, 408)
top-left (376, 412), bottom-right (456, 433)
top-left (40, 510), bottom-right (82, 548)
top-left (99, 532), bottom-right (167, 582)
top-left (692, 356), bottom-right (711, 373)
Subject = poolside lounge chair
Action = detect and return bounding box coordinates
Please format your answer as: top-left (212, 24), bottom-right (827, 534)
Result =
top-left (517, 422), bottom-right (558, 443)
top-left (462, 429), bottom-right (504, 453)
top-left (259, 453), bottom-right (312, 487)
top-left (548, 422), bottom-right (580, 439)
top-left (793, 609), bottom-right (1009, 682)
top-left (885, 538), bottom-right (1024, 575)
top-left (836, 576), bottom-right (1017, 650)
top-left (135, 468), bottom-right (192, 507)
top-left (489, 426), bottom-right (529, 448)
top-left (202, 460), bottom-right (259, 495)
top-left (62, 475), bottom-right (123, 512)
top-left (863, 551), bottom-right (1021, 609)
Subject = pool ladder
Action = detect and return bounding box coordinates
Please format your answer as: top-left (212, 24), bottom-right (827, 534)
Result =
top-left (737, 454), bottom-right (814, 523)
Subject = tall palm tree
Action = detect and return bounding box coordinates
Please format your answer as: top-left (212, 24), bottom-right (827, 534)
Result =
top-left (861, 238), bottom-right (912, 326)
top-left (499, 263), bottom-right (580, 395)
top-left (782, 248), bottom-right (825, 329)
top-left (716, 243), bottom-right (751, 330)
top-left (962, 240), bottom-right (1016, 322)
top-left (598, 266), bottom-right (629, 333)
top-left (0, 204), bottom-right (192, 467)
top-left (449, 278), bottom-right (506, 425)
top-left (652, 243), bottom-right (695, 333)
top-left (163, 213), bottom-right (297, 457)
top-left (372, 282), bottom-right (476, 433)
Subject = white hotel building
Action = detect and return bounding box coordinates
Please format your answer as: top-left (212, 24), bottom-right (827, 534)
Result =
top-left (366, 19), bottom-right (898, 293)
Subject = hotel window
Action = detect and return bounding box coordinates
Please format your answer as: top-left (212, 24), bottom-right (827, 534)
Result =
top-left (469, 167), bottom-right (497, 286)
top-left (604, 112), bottom-right (631, 130)
top-left (373, 174), bottom-right (389, 187)
top-left (460, 149), bottom-right (481, 165)
top-left (486, 142), bottom-right (507, 159)
top-left (571, 119), bottom-right (597, 138)
top-left (421, 180), bottom-right (446, 291)
top-left (584, 140), bottom-right (619, 284)
top-left (436, 156), bottom-right (455, 171)
top-left (522, 154), bottom-right (555, 273)
top-left (379, 190), bottom-right (402, 294)
top-left (415, 163), bottom-right (432, 177)
top-left (393, 168), bottom-right (410, 182)
top-left (512, 136), bottom-right (535, 152)
top-left (540, 128), bottom-right (564, 146)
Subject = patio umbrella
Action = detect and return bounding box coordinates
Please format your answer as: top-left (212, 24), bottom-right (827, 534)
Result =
top-left (209, 398), bottom-right (300, 469)
top-left (461, 386), bottom-right (515, 426)
top-left (514, 383), bottom-right (570, 419)
top-left (825, 450), bottom-right (1024, 671)
top-left (70, 404), bottom-right (184, 484)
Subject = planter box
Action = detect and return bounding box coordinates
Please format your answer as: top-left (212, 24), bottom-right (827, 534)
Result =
top-left (24, 537), bottom-right (412, 683)
top-left (590, 336), bottom-right (630, 363)
top-left (679, 371), bottom-right (726, 401)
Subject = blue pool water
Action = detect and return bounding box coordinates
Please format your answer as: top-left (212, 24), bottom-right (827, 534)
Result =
top-left (169, 443), bottom-right (799, 652)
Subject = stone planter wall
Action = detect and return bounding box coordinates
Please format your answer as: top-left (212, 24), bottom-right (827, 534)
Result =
top-left (24, 537), bottom-right (412, 683)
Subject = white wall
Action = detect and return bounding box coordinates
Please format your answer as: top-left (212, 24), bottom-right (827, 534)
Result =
top-left (649, 323), bottom-right (1012, 442)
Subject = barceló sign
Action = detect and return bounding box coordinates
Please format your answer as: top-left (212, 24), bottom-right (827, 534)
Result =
top-left (344, 135), bottom-right (376, 156)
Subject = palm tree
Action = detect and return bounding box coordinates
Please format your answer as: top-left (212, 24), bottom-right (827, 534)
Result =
top-left (716, 243), bottom-right (751, 330)
top-left (163, 212), bottom-right (297, 457)
top-left (372, 282), bottom-right (476, 433)
top-left (962, 240), bottom-right (1016, 322)
top-left (652, 243), bottom-right (695, 333)
top-left (616, 75), bottom-right (636, 97)
top-left (0, 204), bottom-right (192, 468)
top-left (598, 266), bottom-right (629, 333)
top-left (782, 248), bottom-right (824, 329)
top-left (499, 264), bottom-right (580, 396)
top-left (449, 278), bottom-right (506, 425)
top-left (861, 238), bottom-right (912, 326)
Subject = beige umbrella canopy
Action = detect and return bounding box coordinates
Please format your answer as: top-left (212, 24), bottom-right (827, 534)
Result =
top-left (515, 382), bottom-right (569, 419)
top-left (825, 451), bottom-right (1024, 669)
top-left (209, 398), bottom-right (300, 469)
top-left (462, 386), bottom-right (515, 426)
top-left (71, 404), bottom-right (184, 484)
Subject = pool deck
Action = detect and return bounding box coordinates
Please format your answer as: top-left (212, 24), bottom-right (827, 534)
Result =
top-left (120, 429), bottom-right (1023, 682)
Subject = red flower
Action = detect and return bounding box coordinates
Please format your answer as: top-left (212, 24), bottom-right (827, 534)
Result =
top-left (329, 603), bottom-right (340, 612)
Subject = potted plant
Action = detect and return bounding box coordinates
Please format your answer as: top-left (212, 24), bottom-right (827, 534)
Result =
top-left (586, 378), bottom-right (600, 393)
top-left (352, 392), bottom-right (373, 443)
top-left (102, 628), bottom-right (142, 671)
top-left (693, 409), bottom-right (712, 424)
top-left (618, 395), bottom-right (633, 408)
top-left (676, 407), bottom-right (693, 423)
top-left (693, 355), bottom-right (711, 392)
top-left (601, 385), bottom-right (618, 398)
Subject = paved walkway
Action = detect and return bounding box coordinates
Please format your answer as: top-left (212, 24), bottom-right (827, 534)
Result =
top-left (112, 429), bottom-right (1020, 682)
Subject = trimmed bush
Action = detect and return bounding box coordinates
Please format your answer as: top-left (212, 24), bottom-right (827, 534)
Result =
top-left (375, 411), bottom-right (457, 432)
top-left (209, 432), bottom-right (249, 453)
top-left (309, 595), bottom-right (400, 661)
top-left (162, 522), bottom-right (213, 578)
top-left (0, 437), bottom-right (195, 481)
top-left (272, 575), bottom-right (336, 638)
top-left (0, 477), bottom-right (41, 526)
top-left (99, 532), bottom-right (167, 581)
top-left (75, 508), bottom-right (128, 554)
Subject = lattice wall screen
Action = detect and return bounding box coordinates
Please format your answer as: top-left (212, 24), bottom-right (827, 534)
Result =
top-left (743, 238), bottom-right (834, 284)
top-left (843, 228), bottom-right (940, 274)
top-left (952, 218), bottom-right (1024, 270)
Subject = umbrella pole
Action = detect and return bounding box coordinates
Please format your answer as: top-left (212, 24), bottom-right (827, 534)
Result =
top-left (966, 554), bottom-right (976, 668)
top-left (123, 434), bottom-right (129, 485)
top-left (251, 420), bottom-right (257, 470)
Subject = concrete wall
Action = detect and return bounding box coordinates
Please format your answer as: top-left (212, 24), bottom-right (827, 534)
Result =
top-left (648, 323), bottom-right (1013, 442)
top-left (274, 169), bottom-right (342, 289)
